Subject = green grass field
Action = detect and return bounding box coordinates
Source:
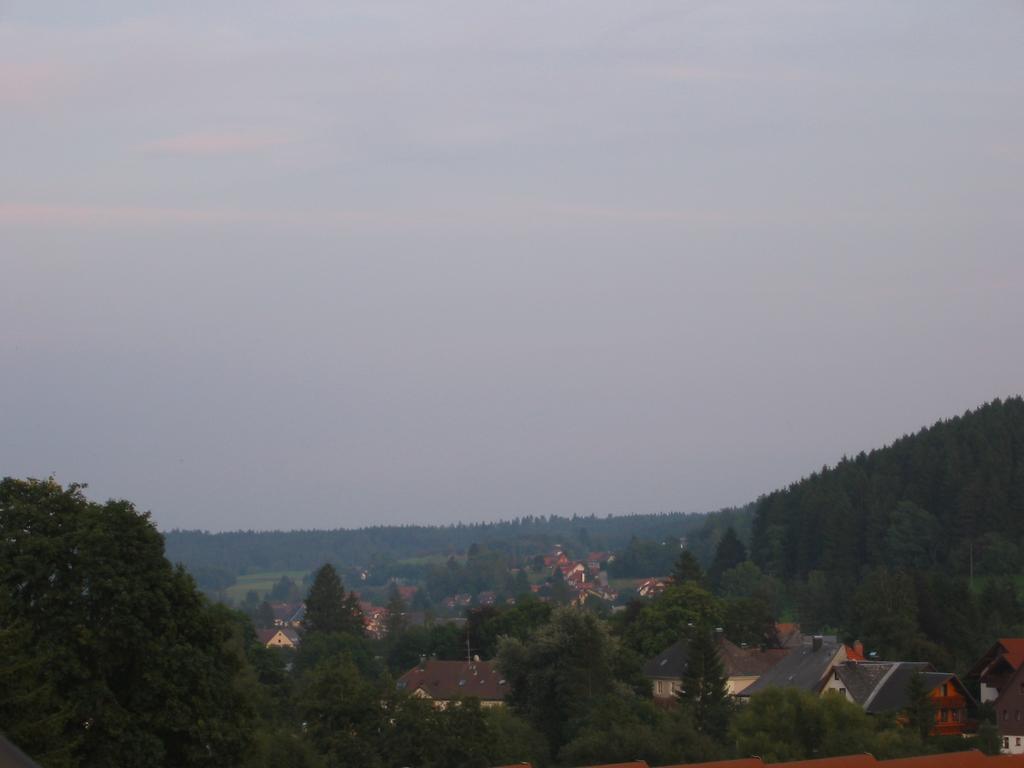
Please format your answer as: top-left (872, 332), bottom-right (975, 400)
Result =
top-left (225, 570), bottom-right (308, 603)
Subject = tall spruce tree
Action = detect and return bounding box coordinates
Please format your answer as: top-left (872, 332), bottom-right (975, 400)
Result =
top-left (904, 671), bottom-right (936, 741)
top-left (305, 563), bottom-right (364, 635)
top-left (675, 627), bottom-right (730, 739)
top-left (708, 526), bottom-right (747, 586)
top-left (672, 549), bottom-right (704, 585)
top-left (384, 582), bottom-right (408, 639)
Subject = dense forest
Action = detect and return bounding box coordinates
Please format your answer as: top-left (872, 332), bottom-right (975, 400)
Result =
top-left (751, 397), bottom-right (1024, 581)
top-left (740, 397), bottom-right (1024, 670)
top-left (165, 505), bottom-right (753, 583)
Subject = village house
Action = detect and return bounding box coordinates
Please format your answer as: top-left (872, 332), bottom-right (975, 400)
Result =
top-left (396, 659), bottom-right (509, 709)
top-left (821, 660), bottom-right (975, 735)
top-left (269, 601), bottom-right (305, 627)
top-left (967, 640), bottom-right (1024, 753)
top-left (359, 601), bottom-right (388, 639)
top-left (991, 662), bottom-right (1024, 753)
top-left (637, 578), bottom-right (669, 598)
top-left (644, 636), bottom-right (789, 699)
top-left (738, 635), bottom-right (847, 698)
top-left (969, 639), bottom-right (1024, 704)
top-left (256, 627), bottom-right (301, 649)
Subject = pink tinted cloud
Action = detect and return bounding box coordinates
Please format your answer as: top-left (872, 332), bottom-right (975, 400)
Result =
top-left (0, 204), bottom-right (256, 227)
top-left (143, 131), bottom-right (289, 156)
top-left (0, 61), bottom-right (76, 106)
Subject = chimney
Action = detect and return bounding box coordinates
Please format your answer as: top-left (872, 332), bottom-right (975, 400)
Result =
top-left (812, 635), bottom-right (823, 652)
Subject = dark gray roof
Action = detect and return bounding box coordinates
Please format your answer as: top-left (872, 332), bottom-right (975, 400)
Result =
top-left (739, 636), bottom-right (842, 696)
top-left (0, 734), bottom-right (43, 768)
top-left (834, 661), bottom-right (897, 705)
top-left (643, 639), bottom-right (688, 679)
top-left (864, 663), bottom-right (949, 714)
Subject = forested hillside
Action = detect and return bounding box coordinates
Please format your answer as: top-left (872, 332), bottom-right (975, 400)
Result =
top-left (751, 397), bottom-right (1024, 581)
top-left (164, 507), bottom-right (751, 575)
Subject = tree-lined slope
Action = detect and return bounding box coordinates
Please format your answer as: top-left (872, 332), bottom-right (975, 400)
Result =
top-left (751, 397), bottom-right (1024, 581)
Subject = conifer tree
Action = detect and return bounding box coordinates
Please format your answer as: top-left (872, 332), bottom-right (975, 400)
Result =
top-left (672, 549), bottom-right (704, 585)
top-left (709, 526), bottom-right (747, 586)
top-left (305, 564), bottom-right (364, 635)
top-left (384, 582), bottom-right (408, 639)
top-left (904, 671), bottom-right (936, 741)
top-left (676, 627), bottom-right (730, 739)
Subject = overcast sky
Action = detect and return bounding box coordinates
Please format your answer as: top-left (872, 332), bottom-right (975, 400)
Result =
top-left (2, 1), bottom-right (1022, 532)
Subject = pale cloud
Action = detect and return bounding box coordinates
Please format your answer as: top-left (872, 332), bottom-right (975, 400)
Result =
top-left (142, 131), bottom-right (290, 156)
top-left (0, 203), bottom-right (258, 227)
top-left (0, 60), bottom-right (76, 106)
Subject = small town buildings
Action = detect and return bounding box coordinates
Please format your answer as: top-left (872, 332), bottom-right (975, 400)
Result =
top-left (738, 635), bottom-right (847, 698)
top-left (359, 601), bottom-right (388, 639)
top-left (821, 660), bottom-right (975, 735)
top-left (637, 578), bottom-right (669, 598)
top-left (969, 638), bottom-right (1024, 704)
top-left (986, 656), bottom-right (1024, 753)
top-left (967, 638), bottom-right (1024, 753)
top-left (644, 636), bottom-right (788, 699)
top-left (256, 627), bottom-right (301, 649)
top-left (270, 601), bottom-right (305, 627)
top-left (396, 659), bottom-right (509, 708)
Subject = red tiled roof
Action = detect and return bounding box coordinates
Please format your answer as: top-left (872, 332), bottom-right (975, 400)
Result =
top-left (882, 751), bottom-right (990, 768)
top-left (579, 763), bottom-right (650, 768)
top-left (657, 759), bottom-right (764, 768)
top-left (781, 756), bottom-right (876, 768)
top-left (999, 639), bottom-right (1024, 671)
top-left (845, 641), bottom-right (866, 662)
top-left (397, 660), bottom-right (508, 702)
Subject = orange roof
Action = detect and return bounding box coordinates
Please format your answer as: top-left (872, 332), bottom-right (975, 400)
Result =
top-left (579, 763), bottom-right (649, 768)
top-left (781, 756), bottom-right (876, 768)
top-left (999, 639), bottom-right (1024, 670)
top-left (988, 758), bottom-right (1024, 768)
top-left (882, 751), bottom-right (989, 768)
top-left (657, 760), bottom-right (764, 768)
top-left (845, 642), bottom-right (866, 662)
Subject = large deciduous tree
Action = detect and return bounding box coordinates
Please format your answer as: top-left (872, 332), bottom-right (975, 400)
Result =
top-left (0, 477), bottom-right (253, 767)
top-left (497, 606), bottom-right (627, 753)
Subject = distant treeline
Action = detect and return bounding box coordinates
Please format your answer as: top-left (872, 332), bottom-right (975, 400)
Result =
top-left (165, 507), bottom-right (753, 580)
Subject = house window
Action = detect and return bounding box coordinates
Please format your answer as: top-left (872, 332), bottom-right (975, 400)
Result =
top-left (656, 681), bottom-right (664, 695)
top-left (839, 688), bottom-right (847, 696)
top-left (1017, 738), bottom-right (1022, 747)
top-left (952, 709), bottom-right (960, 722)
top-left (940, 709), bottom-right (949, 723)
top-left (1004, 710), bottom-right (1010, 721)
top-left (941, 683), bottom-right (949, 697)
top-left (1005, 737), bottom-right (1010, 750)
